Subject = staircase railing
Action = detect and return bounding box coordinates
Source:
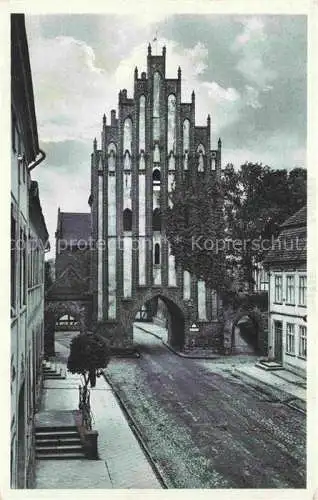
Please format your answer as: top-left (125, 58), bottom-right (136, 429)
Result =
top-left (78, 385), bottom-right (94, 431)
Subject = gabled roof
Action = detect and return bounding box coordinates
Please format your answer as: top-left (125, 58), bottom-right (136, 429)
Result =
top-left (57, 212), bottom-right (91, 242)
top-left (46, 264), bottom-right (89, 299)
top-left (11, 14), bottom-right (39, 163)
top-left (263, 206), bottom-right (307, 266)
top-left (280, 206), bottom-right (307, 228)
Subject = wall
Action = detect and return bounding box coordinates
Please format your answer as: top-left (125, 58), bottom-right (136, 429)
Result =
top-left (11, 15), bottom-right (48, 486)
top-left (268, 268), bottom-right (307, 377)
top-left (11, 115), bottom-right (30, 488)
top-left (90, 45), bottom-right (223, 351)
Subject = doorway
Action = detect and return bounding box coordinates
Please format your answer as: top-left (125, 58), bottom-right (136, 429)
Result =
top-left (274, 320), bottom-right (283, 362)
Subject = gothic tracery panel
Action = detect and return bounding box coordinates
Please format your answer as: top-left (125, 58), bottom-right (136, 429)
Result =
top-left (139, 95), bottom-right (146, 152)
top-left (197, 143), bottom-right (205, 172)
top-left (167, 94), bottom-right (176, 154)
top-left (123, 117), bottom-right (132, 154)
top-left (108, 142), bottom-right (116, 171)
top-left (153, 72), bottom-right (161, 141)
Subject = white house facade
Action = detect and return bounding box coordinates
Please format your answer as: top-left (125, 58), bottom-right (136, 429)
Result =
top-left (11, 14), bottom-right (49, 488)
top-left (264, 207), bottom-right (306, 378)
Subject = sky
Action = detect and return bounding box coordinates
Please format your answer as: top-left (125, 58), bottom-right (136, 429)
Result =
top-left (24, 14), bottom-right (307, 257)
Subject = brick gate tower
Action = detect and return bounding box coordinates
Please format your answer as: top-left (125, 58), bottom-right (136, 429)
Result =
top-left (89, 44), bottom-right (223, 351)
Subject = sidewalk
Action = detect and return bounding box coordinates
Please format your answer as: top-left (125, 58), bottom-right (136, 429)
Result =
top-left (34, 340), bottom-right (162, 489)
top-left (233, 363), bottom-right (306, 404)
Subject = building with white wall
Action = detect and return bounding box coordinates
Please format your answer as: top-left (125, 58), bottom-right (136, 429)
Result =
top-left (11, 14), bottom-right (49, 488)
top-left (263, 207), bottom-right (307, 377)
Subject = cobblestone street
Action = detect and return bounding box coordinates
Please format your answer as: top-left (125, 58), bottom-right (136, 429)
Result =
top-left (105, 325), bottom-right (306, 489)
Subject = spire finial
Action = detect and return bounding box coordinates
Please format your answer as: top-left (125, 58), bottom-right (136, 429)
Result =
top-left (218, 137), bottom-right (222, 147)
top-left (148, 43), bottom-right (152, 55)
top-left (162, 45), bottom-right (166, 57)
top-left (103, 113), bottom-right (106, 125)
top-left (93, 137), bottom-right (97, 151)
top-left (135, 66), bottom-right (138, 79)
top-left (178, 66), bottom-right (181, 79)
top-left (191, 90), bottom-right (195, 102)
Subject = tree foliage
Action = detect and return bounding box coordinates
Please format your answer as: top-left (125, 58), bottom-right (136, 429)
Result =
top-left (67, 333), bottom-right (110, 388)
top-left (166, 174), bottom-right (231, 295)
top-left (165, 164), bottom-right (307, 296)
top-left (222, 163), bottom-right (306, 288)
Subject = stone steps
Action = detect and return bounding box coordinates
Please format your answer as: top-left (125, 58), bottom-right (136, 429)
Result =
top-left (42, 361), bottom-right (66, 380)
top-left (35, 425), bottom-right (85, 460)
top-left (255, 360), bottom-right (283, 371)
top-left (37, 452), bottom-right (86, 460)
top-left (36, 437), bottom-right (80, 446)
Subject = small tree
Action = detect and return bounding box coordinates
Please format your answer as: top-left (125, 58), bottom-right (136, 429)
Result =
top-left (67, 332), bottom-right (110, 389)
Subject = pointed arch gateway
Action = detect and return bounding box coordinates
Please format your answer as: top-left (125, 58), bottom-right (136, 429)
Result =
top-left (44, 264), bottom-right (93, 357)
top-left (131, 290), bottom-right (186, 350)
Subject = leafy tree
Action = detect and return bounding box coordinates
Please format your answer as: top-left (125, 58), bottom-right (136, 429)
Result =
top-left (222, 163), bottom-right (307, 289)
top-left (166, 163), bottom-right (307, 298)
top-left (67, 333), bottom-right (110, 388)
top-left (166, 174), bottom-right (232, 298)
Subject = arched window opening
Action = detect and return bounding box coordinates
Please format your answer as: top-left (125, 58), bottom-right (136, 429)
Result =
top-left (123, 208), bottom-right (132, 231)
top-left (167, 94), bottom-right (176, 153)
top-left (108, 142), bottom-right (116, 171)
top-left (139, 151), bottom-right (145, 170)
top-left (183, 119), bottom-right (190, 152)
top-left (153, 143), bottom-right (160, 163)
top-left (154, 243), bottom-right (160, 265)
top-left (152, 208), bottom-right (161, 231)
top-left (211, 151), bottom-right (217, 170)
top-left (197, 144), bottom-right (205, 172)
top-left (168, 153), bottom-right (175, 170)
top-left (124, 151), bottom-right (131, 170)
top-left (152, 169), bottom-right (161, 185)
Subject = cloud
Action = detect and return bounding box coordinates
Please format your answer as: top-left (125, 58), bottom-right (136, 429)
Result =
top-left (29, 34), bottom-right (115, 142)
top-left (244, 85), bottom-right (262, 109)
top-left (232, 16), bottom-right (277, 89)
top-left (32, 149), bottom-right (91, 255)
top-left (233, 17), bottom-right (266, 48)
top-left (28, 26), bottom-right (247, 143)
top-left (223, 132), bottom-right (306, 170)
top-left (25, 15), bottom-right (307, 257)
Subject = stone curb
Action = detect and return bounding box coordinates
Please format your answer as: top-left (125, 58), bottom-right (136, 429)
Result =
top-left (102, 371), bottom-right (168, 489)
top-left (136, 324), bottom-right (221, 360)
top-left (233, 367), bottom-right (306, 412)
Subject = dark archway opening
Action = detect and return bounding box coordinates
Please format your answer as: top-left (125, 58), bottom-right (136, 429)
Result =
top-left (231, 314), bottom-right (260, 354)
top-left (44, 302), bottom-right (88, 359)
top-left (123, 208), bottom-right (133, 231)
top-left (154, 243), bottom-right (160, 264)
top-left (152, 168), bottom-right (161, 185)
top-left (54, 315), bottom-right (81, 362)
top-left (133, 294), bottom-right (185, 351)
top-left (152, 208), bottom-right (161, 231)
